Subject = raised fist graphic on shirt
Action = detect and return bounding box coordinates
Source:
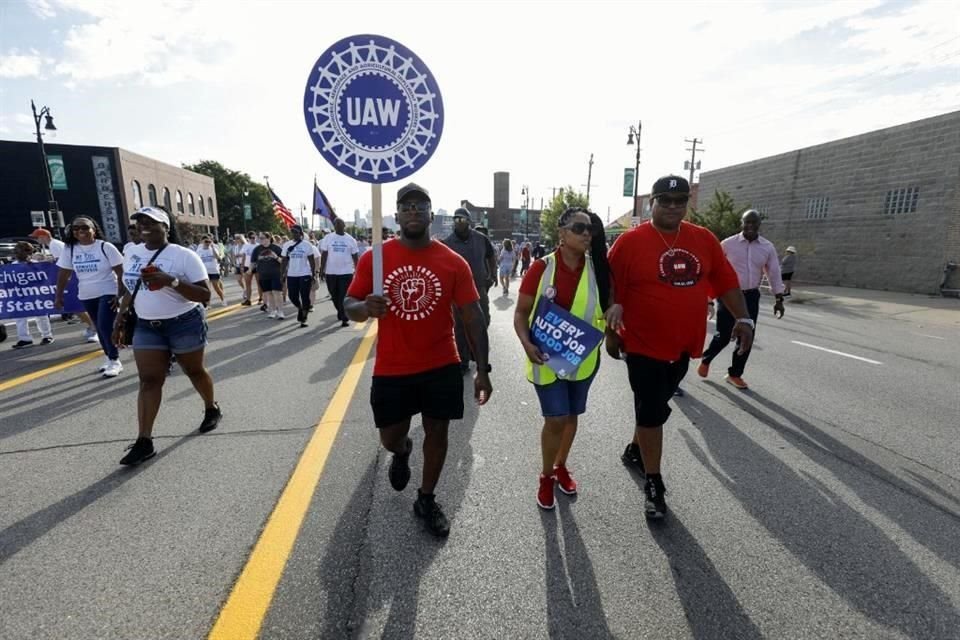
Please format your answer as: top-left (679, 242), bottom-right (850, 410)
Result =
top-left (400, 277), bottom-right (427, 313)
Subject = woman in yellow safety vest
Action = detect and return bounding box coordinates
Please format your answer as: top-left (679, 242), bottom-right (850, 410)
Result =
top-left (513, 207), bottom-right (611, 510)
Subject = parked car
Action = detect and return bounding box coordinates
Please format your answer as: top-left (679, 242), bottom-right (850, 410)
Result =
top-left (0, 236), bottom-right (43, 264)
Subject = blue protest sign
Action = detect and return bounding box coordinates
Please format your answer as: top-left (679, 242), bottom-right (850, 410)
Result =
top-left (529, 298), bottom-right (604, 379)
top-left (303, 34), bottom-right (444, 184)
top-left (0, 262), bottom-right (83, 319)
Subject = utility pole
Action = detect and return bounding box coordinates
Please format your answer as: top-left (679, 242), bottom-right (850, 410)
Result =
top-left (627, 121), bottom-right (642, 219)
top-left (586, 153), bottom-right (594, 204)
top-left (685, 138), bottom-right (704, 186)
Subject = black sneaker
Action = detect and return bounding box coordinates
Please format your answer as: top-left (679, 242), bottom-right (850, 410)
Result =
top-left (119, 437), bottom-right (156, 466)
top-left (340, 320), bottom-right (349, 327)
top-left (199, 403), bottom-right (222, 433)
top-left (260, 303), bottom-right (268, 312)
top-left (388, 437), bottom-right (412, 491)
top-left (41, 337), bottom-right (54, 345)
top-left (644, 474), bottom-right (667, 519)
top-left (11, 340), bottom-right (34, 349)
top-left (414, 490), bottom-right (450, 537)
top-left (621, 443), bottom-right (645, 475)
top-left (241, 299), bottom-right (252, 306)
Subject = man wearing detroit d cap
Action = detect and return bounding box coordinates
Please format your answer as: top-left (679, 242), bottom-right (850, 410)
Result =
top-left (606, 175), bottom-right (753, 519)
top-left (344, 183), bottom-right (493, 537)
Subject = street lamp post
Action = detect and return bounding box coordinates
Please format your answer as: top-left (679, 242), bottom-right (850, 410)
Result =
top-left (242, 189), bottom-right (249, 233)
top-left (520, 185), bottom-right (530, 239)
top-left (627, 121), bottom-right (641, 220)
top-left (31, 99), bottom-right (61, 238)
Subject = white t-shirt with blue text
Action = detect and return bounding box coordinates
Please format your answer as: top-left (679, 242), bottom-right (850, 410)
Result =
top-left (195, 244), bottom-right (222, 275)
top-left (281, 239), bottom-right (316, 277)
top-left (56, 239), bottom-right (124, 300)
top-left (320, 232), bottom-right (359, 275)
top-left (122, 243), bottom-right (209, 320)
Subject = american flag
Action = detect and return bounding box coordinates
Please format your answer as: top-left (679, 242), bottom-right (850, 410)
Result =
top-left (268, 187), bottom-right (298, 228)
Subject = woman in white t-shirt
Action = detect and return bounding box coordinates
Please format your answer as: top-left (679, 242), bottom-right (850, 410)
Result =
top-left (195, 234), bottom-right (226, 305)
top-left (54, 216), bottom-right (126, 377)
top-left (111, 206), bottom-right (220, 466)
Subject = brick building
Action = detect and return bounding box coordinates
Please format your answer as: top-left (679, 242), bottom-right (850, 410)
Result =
top-left (696, 111), bottom-right (960, 294)
top-left (460, 172), bottom-right (543, 242)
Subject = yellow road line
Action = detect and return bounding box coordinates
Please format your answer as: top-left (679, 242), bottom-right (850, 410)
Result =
top-left (0, 303), bottom-right (242, 394)
top-left (208, 322), bottom-right (378, 640)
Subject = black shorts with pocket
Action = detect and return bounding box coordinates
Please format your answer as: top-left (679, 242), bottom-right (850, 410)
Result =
top-left (625, 353), bottom-right (690, 427)
top-left (782, 272), bottom-right (793, 281)
top-left (371, 363), bottom-right (464, 428)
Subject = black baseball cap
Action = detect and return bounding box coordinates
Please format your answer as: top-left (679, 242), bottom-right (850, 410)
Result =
top-left (453, 207), bottom-right (471, 221)
top-left (397, 183), bottom-right (430, 202)
top-left (651, 175), bottom-right (690, 196)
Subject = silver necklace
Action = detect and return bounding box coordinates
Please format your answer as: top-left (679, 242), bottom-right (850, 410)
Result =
top-left (653, 221), bottom-right (682, 255)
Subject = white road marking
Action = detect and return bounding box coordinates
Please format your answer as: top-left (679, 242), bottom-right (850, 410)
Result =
top-left (791, 340), bottom-right (883, 365)
top-left (910, 333), bottom-right (945, 340)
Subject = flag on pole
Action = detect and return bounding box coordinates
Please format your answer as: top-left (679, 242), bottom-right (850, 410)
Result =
top-left (313, 179), bottom-right (338, 224)
top-left (268, 186), bottom-right (298, 228)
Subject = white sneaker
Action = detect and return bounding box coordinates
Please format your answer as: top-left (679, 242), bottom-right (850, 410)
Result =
top-left (102, 360), bottom-right (123, 378)
top-left (83, 328), bottom-right (99, 343)
top-left (275, 311), bottom-right (285, 320)
top-left (96, 356), bottom-right (110, 373)
top-left (267, 311), bottom-right (278, 319)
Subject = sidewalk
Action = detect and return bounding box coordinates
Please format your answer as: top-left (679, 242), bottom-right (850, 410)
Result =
top-left (775, 284), bottom-right (960, 328)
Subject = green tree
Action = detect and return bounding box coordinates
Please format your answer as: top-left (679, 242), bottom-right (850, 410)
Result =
top-left (540, 186), bottom-right (589, 246)
top-left (182, 160), bottom-right (287, 236)
top-left (688, 189), bottom-right (751, 240)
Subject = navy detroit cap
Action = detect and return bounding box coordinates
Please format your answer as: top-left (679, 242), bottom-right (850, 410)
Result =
top-left (651, 175), bottom-right (690, 196)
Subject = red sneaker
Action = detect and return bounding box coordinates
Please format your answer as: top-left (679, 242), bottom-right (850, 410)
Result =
top-left (537, 474), bottom-right (556, 510)
top-left (697, 361), bottom-right (709, 378)
top-left (553, 464), bottom-right (578, 495)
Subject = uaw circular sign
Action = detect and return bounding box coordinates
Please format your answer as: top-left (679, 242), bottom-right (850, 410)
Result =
top-left (303, 34), bottom-right (444, 184)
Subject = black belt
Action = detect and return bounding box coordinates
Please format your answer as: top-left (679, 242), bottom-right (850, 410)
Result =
top-left (144, 307), bottom-right (200, 328)
top-left (742, 288), bottom-right (760, 293)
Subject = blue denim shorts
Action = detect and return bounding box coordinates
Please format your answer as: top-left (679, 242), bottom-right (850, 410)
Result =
top-left (533, 368), bottom-right (598, 418)
top-left (132, 306), bottom-right (208, 354)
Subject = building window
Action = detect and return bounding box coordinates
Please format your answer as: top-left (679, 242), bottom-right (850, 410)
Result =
top-left (208, 197), bottom-right (214, 218)
top-left (147, 184), bottom-right (158, 206)
top-left (188, 192), bottom-right (196, 215)
top-left (198, 195), bottom-right (206, 217)
top-left (176, 190), bottom-right (184, 213)
top-left (805, 196), bottom-right (829, 219)
top-left (162, 187), bottom-right (172, 212)
top-left (132, 180), bottom-right (143, 209)
top-left (884, 187), bottom-right (919, 214)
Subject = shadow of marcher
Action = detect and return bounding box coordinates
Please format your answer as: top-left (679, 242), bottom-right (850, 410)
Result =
top-left (711, 384), bottom-right (960, 572)
top-left (318, 388), bottom-right (481, 639)
top-left (0, 434), bottom-right (193, 564)
top-left (539, 499), bottom-right (616, 640)
top-left (676, 394), bottom-right (960, 639)
top-left (493, 296), bottom-right (514, 311)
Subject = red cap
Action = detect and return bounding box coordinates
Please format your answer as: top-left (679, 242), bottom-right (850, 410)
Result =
top-left (29, 228), bottom-right (52, 238)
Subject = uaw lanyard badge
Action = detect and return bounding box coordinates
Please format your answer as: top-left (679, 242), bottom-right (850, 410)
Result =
top-left (303, 35), bottom-right (445, 295)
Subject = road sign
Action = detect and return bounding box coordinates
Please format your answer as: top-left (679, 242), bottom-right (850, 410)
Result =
top-left (623, 168), bottom-right (635, 197)
top-left (243, 204), bottom-right (252, 220)
top-left (48, 155), bottom-right (68, 190)
top-left (520, 208), bottom-right (527, 224)
top-left (30, 211), bottom-right (45, 227)
top-left (303, 34), bottom-right (444, 184)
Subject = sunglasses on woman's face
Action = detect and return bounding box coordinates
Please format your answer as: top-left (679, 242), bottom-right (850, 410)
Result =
top-left (562, 222), bottom-right (593, 236)
top-left (73, 224), bottom-right (92, 231)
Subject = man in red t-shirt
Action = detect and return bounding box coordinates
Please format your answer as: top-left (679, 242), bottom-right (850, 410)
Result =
top-left (606, 175), bottom-right (753, 519)
top-left (344, 183), bottom-right (493, 537)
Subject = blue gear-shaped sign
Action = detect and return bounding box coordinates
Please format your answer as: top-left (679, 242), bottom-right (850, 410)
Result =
top-left (303, 35), bottom-right (444, 184)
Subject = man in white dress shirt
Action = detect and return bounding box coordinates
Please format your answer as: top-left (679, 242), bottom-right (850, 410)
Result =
top-left (698, 209), bottom-right (785, 390)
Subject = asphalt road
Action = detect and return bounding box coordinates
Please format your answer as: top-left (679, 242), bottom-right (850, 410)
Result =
top-left (1, 280), bottom-right (958, 640)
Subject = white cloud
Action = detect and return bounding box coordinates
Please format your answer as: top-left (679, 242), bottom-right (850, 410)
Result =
top-left (28, 0), bottom-right (56, 19)
top-left (0, 50), bottom-right (46, 78)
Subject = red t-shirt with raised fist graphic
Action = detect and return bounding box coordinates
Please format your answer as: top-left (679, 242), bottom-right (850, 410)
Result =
top-left (608, 221), bottom-right (739, 362)
top-left (348, 239), bottom-right (480, 376)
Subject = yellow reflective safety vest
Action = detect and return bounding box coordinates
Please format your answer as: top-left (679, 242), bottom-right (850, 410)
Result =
top-left (526, 253), bottom-right (606, 385)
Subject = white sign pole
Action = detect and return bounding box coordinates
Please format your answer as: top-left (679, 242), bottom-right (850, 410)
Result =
top-left (371, 183), bottom-right (383, 296)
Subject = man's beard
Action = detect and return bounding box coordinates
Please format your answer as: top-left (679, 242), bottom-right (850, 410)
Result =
top-left (402, 226), bottom-right (427, 240)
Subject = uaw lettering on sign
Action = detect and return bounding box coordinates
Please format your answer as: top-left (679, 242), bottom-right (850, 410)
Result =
top-left (0, 262), bottom-right (83, 319)
top-left (92, 156), bottom-right (122, 243)
top-left (530, 300), bottom-right (604, 378)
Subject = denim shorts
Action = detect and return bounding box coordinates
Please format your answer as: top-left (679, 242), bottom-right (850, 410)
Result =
top-left (132, 306), bottom-right (208, 354)
top-left (533, 367), bottom-right (598, 418)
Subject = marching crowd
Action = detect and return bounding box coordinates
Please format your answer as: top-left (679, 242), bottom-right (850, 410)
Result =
top-left (6, 173), bottom-right (795, 538)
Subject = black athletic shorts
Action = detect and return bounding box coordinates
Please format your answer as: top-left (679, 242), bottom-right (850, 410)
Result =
top-left (371, 363), bottom-right (464, 428)
top-left (209, 273), bottom-right (221, 281)
top-left (782, 272), bottom-right (793, 281)
top-left (625, 353), bottom-right (690, 427)
top-left (259, 275), bottom-right (283, 292)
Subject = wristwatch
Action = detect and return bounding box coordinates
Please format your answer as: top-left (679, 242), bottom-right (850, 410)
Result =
top-left (169, 277), bottom-right (180, 289)
top-left (735, 318), bottom-right (755, 329)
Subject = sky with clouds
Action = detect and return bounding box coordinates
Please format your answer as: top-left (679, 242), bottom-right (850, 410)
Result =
top-left (1, 0), bottom-right (958, 226)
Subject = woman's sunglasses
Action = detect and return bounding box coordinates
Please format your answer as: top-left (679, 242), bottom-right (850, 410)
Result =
top-left (72, 224), bottom-right (92, 231)
top-left (562, 222), bottom-right (593, 236)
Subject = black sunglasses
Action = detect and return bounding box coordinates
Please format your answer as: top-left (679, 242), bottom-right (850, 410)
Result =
top-left (72, 224), bottom-right (92, 231)
top-left (398, 201), bottom-right (431, 214)
top-left (562, 222), bottom-right (593, 236)
top-left (656, 195), bottom-right (689, 207)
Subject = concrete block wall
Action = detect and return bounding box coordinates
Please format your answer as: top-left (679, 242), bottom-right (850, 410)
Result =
top-left (697, 111), bottom-right (960, 294)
